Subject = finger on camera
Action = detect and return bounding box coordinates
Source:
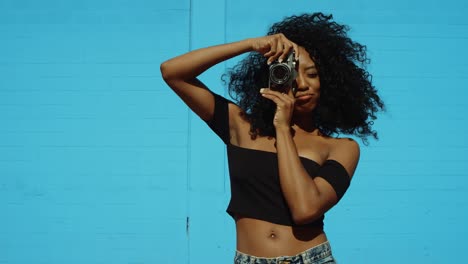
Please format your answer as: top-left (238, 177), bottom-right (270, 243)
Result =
top-left (259, 88), bottom-right (271, 93)
top-left (266, 50), bottom-right (283, 64)
top-left (264, 46), bottom-right (277, 57)
top-left (274, 41), bottom-right (285, 61)
top-left (260, 92), bottom-right (283, 104)
top-left (260, 88), bottom-right (288, 97)
top-left (278, 43), bottom-right (293, 62)
top-left (265, 51), bottom-right (279, 64)
top-left (293, 43), bottom-right (300, 60)
top-left (264, 38), bottom-right (280, 54)
top-left (266, 41), bottom-right (285, 63)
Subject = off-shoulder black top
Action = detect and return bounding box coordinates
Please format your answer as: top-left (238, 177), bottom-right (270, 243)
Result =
top-left (206, 92), bottom-right (350, 227)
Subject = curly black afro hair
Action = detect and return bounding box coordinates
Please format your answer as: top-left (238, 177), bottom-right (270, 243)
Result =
top-left (223, 12), bottom-right (385, 144)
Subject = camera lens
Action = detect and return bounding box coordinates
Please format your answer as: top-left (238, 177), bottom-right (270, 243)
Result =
top-left (270, 64), bottom-right (291, 84)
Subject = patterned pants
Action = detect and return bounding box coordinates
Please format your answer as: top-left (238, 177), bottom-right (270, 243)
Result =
top-left (234, 241), bottom-right (336, 264)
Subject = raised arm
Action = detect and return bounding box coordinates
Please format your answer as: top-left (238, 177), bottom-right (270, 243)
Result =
top-left (260, 87), bottom-right (360, 225)
top-left (160, 40), bottom-right (252, 121)
top-left (275, 129), bottom-right (360, 224)
top-left (160, 34), bottom-right (299, 121)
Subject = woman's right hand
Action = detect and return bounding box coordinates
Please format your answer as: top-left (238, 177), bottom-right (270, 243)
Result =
top-left (249, 34), bottom-right (299, 65)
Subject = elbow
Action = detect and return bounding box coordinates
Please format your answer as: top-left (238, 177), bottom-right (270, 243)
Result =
top-left (160, 60), bottom-right (181, 83)
top-left (160, 61), bottom-right (172, 82)
top-left (160, 60), bottom-right (185, 87)
top-left (291, 206), bottom-right (323, 225)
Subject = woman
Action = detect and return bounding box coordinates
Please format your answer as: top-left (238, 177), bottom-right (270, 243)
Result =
top-left (161, 12), bottom-right (384, 264)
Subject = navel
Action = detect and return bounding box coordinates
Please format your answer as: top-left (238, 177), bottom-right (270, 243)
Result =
top-left (268, 230), bottom-right (277, 239)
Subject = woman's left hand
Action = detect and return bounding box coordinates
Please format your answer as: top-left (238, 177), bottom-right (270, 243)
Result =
top-left (260, 88), bottom-right (295, 130)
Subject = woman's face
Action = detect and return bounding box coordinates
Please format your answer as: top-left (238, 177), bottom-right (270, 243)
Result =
top-left (293, 47), bottom-right (321, 115)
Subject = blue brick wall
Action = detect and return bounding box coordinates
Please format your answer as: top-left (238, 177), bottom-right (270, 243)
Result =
top-left (0, 0), bottom-right (189, 263)
top-left (1, 0), bottom-right (467, 263)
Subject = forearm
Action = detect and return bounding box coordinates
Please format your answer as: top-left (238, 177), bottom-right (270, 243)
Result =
top-left (160, 39), bottom-right (253, 81)
top-left (275, 128), bottom-right (322, 222)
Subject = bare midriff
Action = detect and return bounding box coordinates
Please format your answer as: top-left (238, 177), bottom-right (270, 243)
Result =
top-left (235, 216), bottom-right (328, 258)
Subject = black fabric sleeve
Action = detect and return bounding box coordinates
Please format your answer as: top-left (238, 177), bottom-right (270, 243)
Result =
top-left (316, 160), bottom-right (351, 201)
top-left (205, 92), bottom-right (232, 145)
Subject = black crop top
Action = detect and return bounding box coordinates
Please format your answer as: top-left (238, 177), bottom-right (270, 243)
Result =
top-left (206, 92), bottom-right (351, 227)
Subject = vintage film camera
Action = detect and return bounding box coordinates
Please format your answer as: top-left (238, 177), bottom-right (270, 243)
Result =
top-left (268, 51), bottom-right (298, 93)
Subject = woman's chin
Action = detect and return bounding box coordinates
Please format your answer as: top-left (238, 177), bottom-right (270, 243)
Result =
top-left (294, 103), bottom-right (316, 115)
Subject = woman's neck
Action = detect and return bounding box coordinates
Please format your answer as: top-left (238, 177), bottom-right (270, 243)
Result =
top-left (291, 115), bottom-right (317, 135)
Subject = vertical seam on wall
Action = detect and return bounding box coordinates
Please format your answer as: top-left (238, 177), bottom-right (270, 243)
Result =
top-left (223, 0), bottom-right (228, 194)
top-left (186, 0), bottom-right (193, 263)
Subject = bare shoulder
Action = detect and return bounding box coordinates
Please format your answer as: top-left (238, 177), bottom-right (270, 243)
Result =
top-left (327, 137), bottom-right (360, 179)
top-left (330, 137), bottom-right (360, 155)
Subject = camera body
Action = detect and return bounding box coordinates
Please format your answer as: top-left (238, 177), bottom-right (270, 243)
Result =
top-left (268, 51), bottom-right (297, 92)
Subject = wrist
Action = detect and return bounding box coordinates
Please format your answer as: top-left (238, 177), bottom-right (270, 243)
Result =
top-left (244, 38), bottom-right (256, 52)
top-left (275, 125), bottom-right (292, 134)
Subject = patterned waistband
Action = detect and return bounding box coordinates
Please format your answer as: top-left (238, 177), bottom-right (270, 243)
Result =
top-left (234, 241), bottom-right (333, 264)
